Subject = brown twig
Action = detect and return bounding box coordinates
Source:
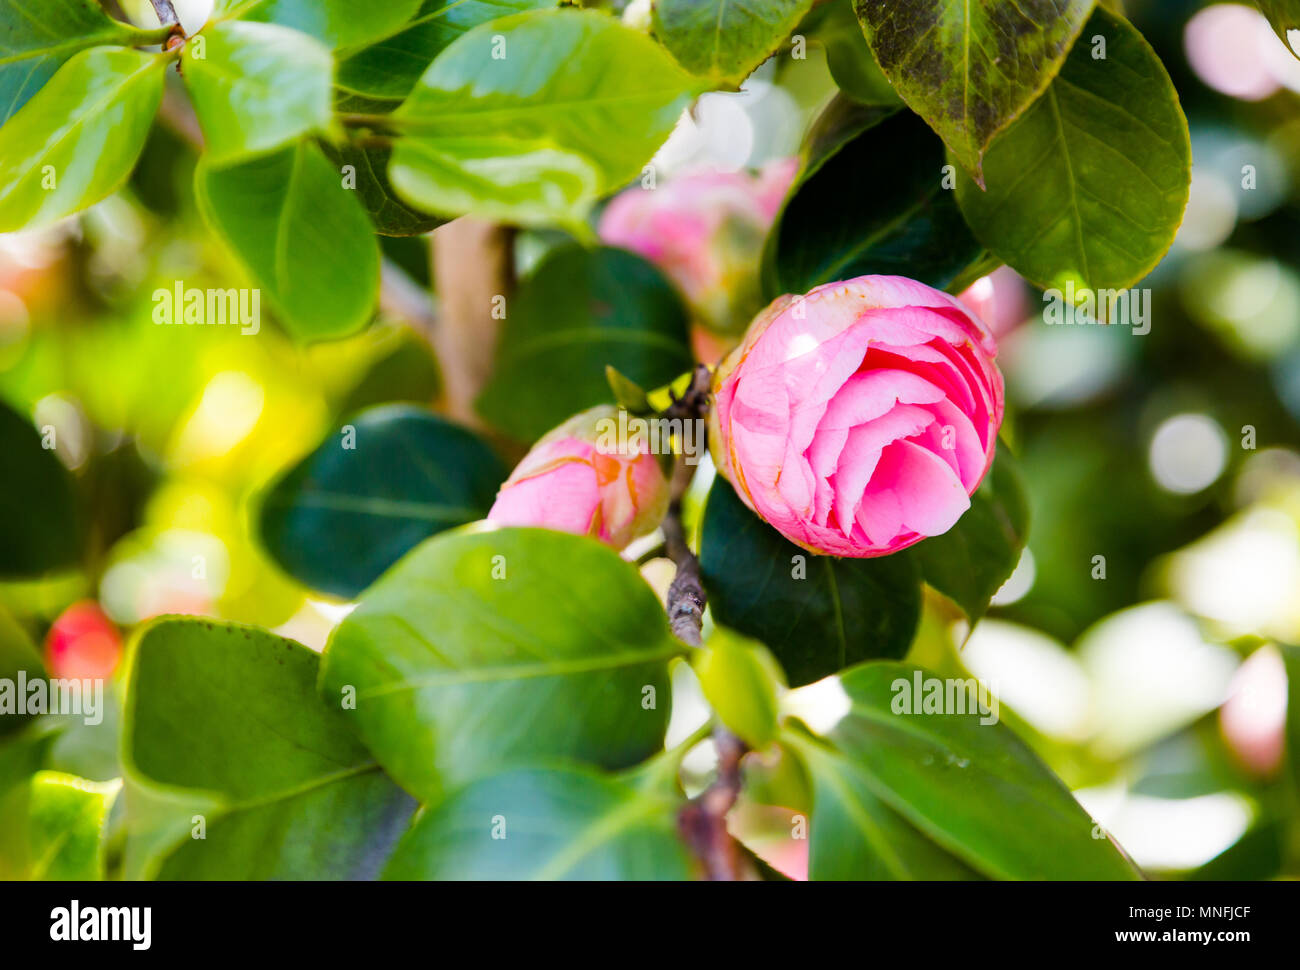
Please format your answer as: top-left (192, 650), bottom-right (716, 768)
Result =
top-left (658, 369), bottom-right (752, 880)
top-left (678, 730), bottom-right (750, 880)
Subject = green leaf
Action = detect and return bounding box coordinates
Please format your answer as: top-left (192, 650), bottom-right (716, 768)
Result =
top-left (605, 365), bottom-right (652, 416)
top-left (220, 0), bottom-right (425, 49)
top-left (910, 445), bottom-right (1028, 621)
top-left (194, 141), bottom-right (381, 340)
top-left (476, 245), bottom-right (692, 441)
top-left (258, 405), bottom-right (507, 599)
top-left (122, 618), bottom-right (414, 880)
top-left (319, 140), bottom-right (444, 236)
top-left (699, 477), bottom-right (921, 688)
top-left (788, 661), bottom-right (1141, 879)
top-left (28, 771), bottom-right (120, 880)
top-left (382, 766), bottom-right (693, 879)
top-left (792, 738), bottom-right (984, 879)
top-left (337, 0), bottom-right (557, 101)
top-left (184, 20), bottom-right (332, 164)
top-left (953, 6), bottom-right (1191, 293)
top-left (1282, 644), bottom-right (1300, 796)
top-left (802, 0), bottom-right (900, 105)
top-left (652, 0), bottom-right (813, 85)
top-left (0, 47), bottom-right (165, 232)
top-left (0, 398), bottom-right (81, 577)
top-left (320, 527), bottom-right (682, 802)
top-left (694, 628), bottom-right (783, 749)
top-left (1257, 1), bottom-right (1300, 60)
top-left (763, 99), bottom-right (983, 300)
top-left (0, 0), bottom-right (162, 126)
top-left (852, 0), bottom-right (1093, 182)
top-left (389, 9), bottom-right (699, 226)
top-left (0, 729), bottom-right (53, 879)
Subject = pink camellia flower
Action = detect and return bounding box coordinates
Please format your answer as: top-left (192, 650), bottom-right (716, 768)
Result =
top-left (710, 275), bottom-right (1005, 557)
top-left (598, 159), bottom-right (797, 337)
top-left (488, 405), bottom-right (669, 551)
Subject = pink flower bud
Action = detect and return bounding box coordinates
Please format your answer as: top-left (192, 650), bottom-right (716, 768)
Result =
top-left (598, 159), bottom-right (797, 336)
top-left (710, 275), bottom-right (1005, 558)
top-left (487, 406), bottom-right (670, 551)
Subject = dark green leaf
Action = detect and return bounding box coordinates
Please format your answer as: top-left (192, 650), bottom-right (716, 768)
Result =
top-left (476, 245), bottom-right (692, 441)
top-left (195, 141), bottom-right (381, 340)
top-left (0, 398), bottom-right (81, 577)
top-left (789, 661), bottom-right (1141, 879)
top-left (28, 771), bottom-right (120, 880)
top-left (218, 0), bottom-right (425, 49)
top-left (0, 0), bottom-right (161, 126)
top-left (320, 140), bottom-right (444, 236)
top-left (699, 477), bottom-right (921, 687)
top-left (320, 527), bottom-right (682, 802)
top-left (763, 101), bottom-right (984, 300)
top-left (910, 444), bottom-right (1028, 621)
top-left (122, 618), bottom-right (414, 879)
top-left (389, 9), bottom-right (699, 227)
top-left (337, 0), bottom-right (557, 101)
top-left (184, 20), bottom-right (333, 164)
top-left (953, 6), bottom-right (1191, 292)
top-left (259, 405), bottom-right (507, 598)
top-left (382, 766), bottom-right (692, 879)
top-left (652, 0), bottom-right (813, 85)
top-left (0, 47), bottom-right (166, 232)
top-left (853, 0), bottom-right (1093, 182)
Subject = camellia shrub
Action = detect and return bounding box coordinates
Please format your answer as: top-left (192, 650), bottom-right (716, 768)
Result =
top-left (4, 0), bottom-right (1296, 883)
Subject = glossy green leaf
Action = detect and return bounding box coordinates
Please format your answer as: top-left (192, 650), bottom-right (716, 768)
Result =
top-left (184, 20), bottom-right (332, 164)
top-left (0, 47), bottom-right (165, 232)
top-left (383, 766), bottom-right (692, 879)
top-left (0, 398), bottom-right (81, 577)
top-left (790, 661), bottom-right (1141, 879)
top-left (259, 405), bottom-right (507, 599)
top-left (319, 140), bottom-right (443, 236)
top-left (763, 100), bottom-right (983, 300)
top-left (122, 619), bottom-right (414, 880)
top-left (0, 0), bottom-right (161, 126)
top-left (953, 6), bottom-right (1191, 293)
top-left (476, 245), bottom-right (692, 441)
top-left (320, 527), bottom-right (682, 802)
top-left (853, 0), bottom-right (1093, 182)
top-left (791, 737), bottom-right (983, 879)
top-left (337, 0), bottom-right (556, 101)
top-left (218, 0), bottom-right (424, 49)
top-left (389, 9), bottom-right (699, 226)
top-left (699, 477), bottom-right (921, 687)
top-left (195, 141), bottom-right (381, 340)
top-left (1257, 1), bottom-right (1300, 60)
top-left (652, 0), bottom-right (813, 85)
top-left (28, 771), bottom-right (120, 880)
top-left (910, 445), bottom-right (1029, 621)
top-left (694, 628), bottom-right (783, 749)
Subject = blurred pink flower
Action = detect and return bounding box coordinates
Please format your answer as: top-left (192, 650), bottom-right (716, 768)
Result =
top-left (1220, 645), bottom-right (1287, 777)
top-left (488, 405), bottom-right (669, 551)
top-left (710, 275), bottom-right (1005, 557)
top-left (956, 265), bottom-right (1028, 339)
top-left (598, 159), bottom-right (797, 339)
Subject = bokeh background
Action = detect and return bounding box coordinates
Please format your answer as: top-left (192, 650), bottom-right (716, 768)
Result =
top-left (2, 0), bottom-right (1298, 879)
